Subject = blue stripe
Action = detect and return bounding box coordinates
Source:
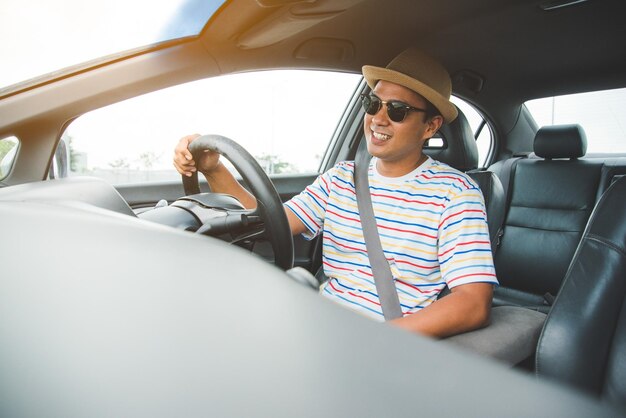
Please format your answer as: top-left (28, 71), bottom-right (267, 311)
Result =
top-left (440, 231), bottom-right (490, 248)
top-left (324, 229), bottom-right (364, 247)
top-left (442, 216), bottom-right (485, 230)
top-left (385, 249), bottom-right (438, 264)
top-left (302, 189), bottom-right (327, 212)
top-left (285, 204), bottom-right (318, 234)
top-left (446, 264), bottom-right (496, 276)
top-left (324, 287), bottom-right (383, 317)
top-left (334, 278), bottom-right (377, 298)
top-left (334, 175), bottom-right (355, 190)
top-left (440, 248), bottom-right (492, 265)
top-left (327, 201), bottom-right (359, 217)
top-left (445, 200), bottom-right (485, 211)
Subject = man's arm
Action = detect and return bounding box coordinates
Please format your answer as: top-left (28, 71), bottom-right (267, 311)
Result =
top-left (389, 283), bottom-right (493, 338)
top-left (173, 134), bottom-right (307, 236)
top-left (389, 182), bottom-right (497, 338)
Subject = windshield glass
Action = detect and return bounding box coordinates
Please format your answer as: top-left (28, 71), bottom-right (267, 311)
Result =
top-left (0, 0), bottom-right (225, 90)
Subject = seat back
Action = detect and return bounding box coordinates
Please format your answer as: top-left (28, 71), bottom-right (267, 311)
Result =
top-left (493, 125), bottom-right (603, 308)
top-left (536, 176), bottom-right (626, 408)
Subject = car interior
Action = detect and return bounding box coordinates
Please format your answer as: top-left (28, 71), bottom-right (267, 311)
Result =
top-left (1, 0), bottom-right (625, 416)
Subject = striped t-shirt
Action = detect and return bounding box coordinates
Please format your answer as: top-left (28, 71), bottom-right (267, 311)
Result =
top-left (285, 157), bottom-right (498, 321)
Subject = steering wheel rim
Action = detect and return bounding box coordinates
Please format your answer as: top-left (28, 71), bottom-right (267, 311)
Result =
top-left (182, 134), bottom-right (294, 270)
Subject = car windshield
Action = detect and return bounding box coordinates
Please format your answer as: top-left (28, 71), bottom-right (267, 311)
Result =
top-left (0, 0), bottom-right (226, 91)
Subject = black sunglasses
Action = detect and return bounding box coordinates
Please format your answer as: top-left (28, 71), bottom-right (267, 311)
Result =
top-left (360, 94), bottom-right (427, 122)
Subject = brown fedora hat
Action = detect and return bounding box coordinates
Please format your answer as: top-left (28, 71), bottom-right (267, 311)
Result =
top-left (362, 48), bottom-right (458, 123)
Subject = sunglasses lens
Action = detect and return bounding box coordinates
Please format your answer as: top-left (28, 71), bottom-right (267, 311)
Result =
top-left (387, 102), bottom-right (408, 122)
top-left (362, 95), bottom-right (409, 122)
top-left (361, 95), bottom-right (381, 115)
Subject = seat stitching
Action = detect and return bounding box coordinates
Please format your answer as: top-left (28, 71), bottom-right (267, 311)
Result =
top-left (587, 235), bottom-right (626, 258)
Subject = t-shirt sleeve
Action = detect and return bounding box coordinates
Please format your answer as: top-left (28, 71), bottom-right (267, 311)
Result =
top-left (437, 186), bottom-right (498, 288)
top-left (284, 168), bottom-right (334, 240)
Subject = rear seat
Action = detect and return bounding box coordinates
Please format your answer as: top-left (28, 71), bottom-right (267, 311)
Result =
top-left (490, 124), bottom-right (604, 312)
top-left (447, 124), bottom-right (626, 365)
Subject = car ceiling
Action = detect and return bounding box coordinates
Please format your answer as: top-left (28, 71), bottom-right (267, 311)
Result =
top-left (202, 0), bottom-right (626, 108)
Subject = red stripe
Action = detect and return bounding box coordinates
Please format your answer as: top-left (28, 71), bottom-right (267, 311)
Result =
top-left (370, 192), bottom-right (445, 208)
top-left (448, 272), bottom-right (497, 285)
top-left (320, 176), bottom-right (330, 193)
top-left (419, 173), bottom-right (470, 189)
top-left (328, 280), bottom-right (380, 306)
top-left (323, 261), bottom-right (354, 272)
top-left (395, 278), bottom-right (439, 295)
top-left (378, 223), bottom-right (437, 239)
top-left (395, 258), bottom-right (438, 270)
top-left (439, 209), bottom-right (485, 227)
top-left (332, 181), bottom-right (356, 196)
top-left (291, 201), bottom-right (320, 228)
top-left (357, 269), bottom-right (373, 277)
top-left (326, 208), bottom-right (360, 223)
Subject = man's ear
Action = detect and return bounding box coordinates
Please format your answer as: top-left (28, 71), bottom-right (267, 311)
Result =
top-left (424, 115), bottom-right (444, 139)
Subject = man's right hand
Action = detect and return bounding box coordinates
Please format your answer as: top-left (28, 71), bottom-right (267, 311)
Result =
top-left (173, 134), bottom-right (221, 177)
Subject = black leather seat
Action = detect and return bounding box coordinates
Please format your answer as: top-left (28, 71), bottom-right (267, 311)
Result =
top-left (427, 109), bottom-right (505, 252)
top-left (536, 176), bottom-right (626, 408)
top-left (492, 125), bottom-right (603, 312)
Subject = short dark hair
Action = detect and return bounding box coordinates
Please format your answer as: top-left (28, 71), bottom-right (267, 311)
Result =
top-left (423, 100), bottom-right (442, 122)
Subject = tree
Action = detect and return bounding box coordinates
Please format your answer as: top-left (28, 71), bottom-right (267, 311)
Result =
top-left (0, 138), bottom-right (16, 162)
top-left (0, 138), bottom-right (18, 178)
top-left (109, 158), bottom-right (130, 169)
top-left (255, 154), bottom-right (295, 174)
top-left (138, 152), bottom-right (160, 169)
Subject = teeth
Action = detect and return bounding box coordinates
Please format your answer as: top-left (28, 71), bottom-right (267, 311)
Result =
top-left (373, 131), bottom-right (391, 141)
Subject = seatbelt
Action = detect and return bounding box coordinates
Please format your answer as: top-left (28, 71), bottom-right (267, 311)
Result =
top-left (354, 152), bottom-right (403, 320)
top-left (494, 153), bottom-right (529, 247)
top-left (497, 153), bottom-right (531, 205)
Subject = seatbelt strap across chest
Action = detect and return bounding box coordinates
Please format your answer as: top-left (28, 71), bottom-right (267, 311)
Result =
top-left (354, 152), bottom-right (403, 320)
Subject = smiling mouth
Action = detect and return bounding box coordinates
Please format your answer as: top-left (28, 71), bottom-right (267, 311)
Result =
top-left (372, 131), bottom-right (391, 141)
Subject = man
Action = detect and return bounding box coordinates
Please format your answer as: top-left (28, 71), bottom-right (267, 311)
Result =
top-left (173, 48), bottom-right (498, 338)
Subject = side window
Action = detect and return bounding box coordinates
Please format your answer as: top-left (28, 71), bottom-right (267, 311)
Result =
top-left (451, 97), bottom-right (493, 168)
top-left (0, 136), bottom-right (19, 180)
top-left (525, 87), bottom-right (626, 154)
top-left (61, 70), bottom-right (361, 185)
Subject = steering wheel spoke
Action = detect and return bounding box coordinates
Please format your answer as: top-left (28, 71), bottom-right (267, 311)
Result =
top-left (182, 135), bottom-right (294, 270)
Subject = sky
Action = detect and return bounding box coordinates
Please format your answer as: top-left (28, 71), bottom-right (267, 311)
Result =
top-left (0, 0), bottom-right (200, 89)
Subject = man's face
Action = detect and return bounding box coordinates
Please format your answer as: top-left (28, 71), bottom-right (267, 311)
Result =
top-left (363, 80), bottom-right (442, 176)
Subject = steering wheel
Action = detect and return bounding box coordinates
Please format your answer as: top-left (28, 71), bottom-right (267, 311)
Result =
top-left (182, 134), bottom-right (294, 270)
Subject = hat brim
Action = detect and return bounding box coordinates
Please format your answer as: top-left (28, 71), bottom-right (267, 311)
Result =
top-left (362, 65), bottom-right (458, 123)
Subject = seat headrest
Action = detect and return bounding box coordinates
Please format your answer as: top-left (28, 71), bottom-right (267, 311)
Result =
top-left (534, 124), bottom-right (587, 159)
top-left (425, 107), bottom-right (478, 171)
